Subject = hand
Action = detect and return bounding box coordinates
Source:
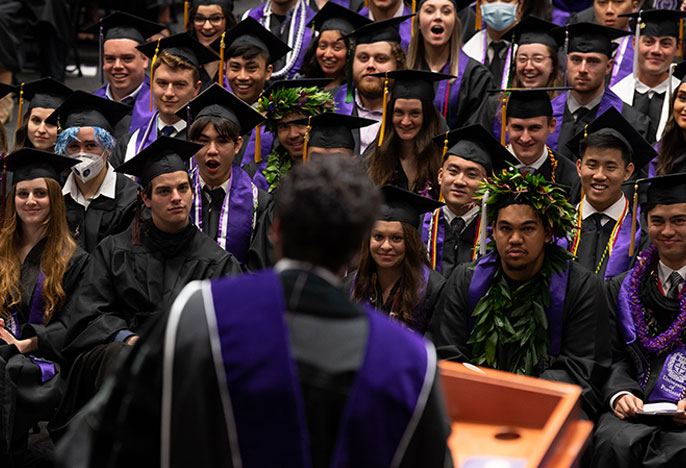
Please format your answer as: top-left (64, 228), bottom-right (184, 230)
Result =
top-left (0, 319), bottom-right (38, 354)
top-left (614, 394), bottom-right (643, 419)
top-left (124, 335), bottom-right (139, 346)
top-left (674, 399), bottom-right (686, 425)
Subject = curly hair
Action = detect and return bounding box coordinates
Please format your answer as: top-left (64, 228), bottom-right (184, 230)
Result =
top-left (275, 154), bottom-right (380, 272)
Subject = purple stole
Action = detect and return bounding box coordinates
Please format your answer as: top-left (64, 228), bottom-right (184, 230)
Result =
top-left (434, 52), bottom-right (468, 129)
top-left (547, 89), bottom-right (625, 150)
top-left (649, 141), bottom-right (660, 177)
top-left (209, 270), bottom-right (432, 467)
top-left (94, 76), bottom-right (154, 134)
top-left (239, 127), bottom-right (274, 167)
top-left (421, 209), bottom-right (446, 275)
top-left (617, 272), bottom-right (686, 403)
top-left (610, 36), bottom-right (634, 87)
top-left (358, 4), bottom-right (413, 51)
top-left (467, 251), bottom-right (569, 356)
top-left (7, 271), bottom-right (56, 383)
top-left (247, 4), bottom-right (316, 80)
top-left (333, 84), bottom-right (353, 115)
top-left (604, 204), bottom-right (642, 280)
top-left (134, 112), bottom-right (160, 153)
top-left (191, 167), bottom-right (255, 264)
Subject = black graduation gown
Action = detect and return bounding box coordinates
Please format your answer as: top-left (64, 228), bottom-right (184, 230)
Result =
top-left (591, 273), bottom-right (686, 468)
top-left (428, 258), bottom-right (612, 419)
top-left (64, 173), bottom-right (138, 253)
top-left (344, 268), bottom-right (446, 335)
top-left (108, 125), bottom-right (189, 170)
top-left (54, 268), bottom-right (453, 468)
top-left (0, 239), bottom-right (88, 457)
top-left (534, 149), bottom-right (582, 204)
top-left (439, 214), bottom-right (480, 279)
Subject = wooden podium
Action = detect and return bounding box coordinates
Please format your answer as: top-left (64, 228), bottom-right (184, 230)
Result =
top-left (439, 361), bottom-right (593, 468)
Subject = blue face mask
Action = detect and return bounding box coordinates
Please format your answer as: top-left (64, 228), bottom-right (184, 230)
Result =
top-left (480, 2), bottom-right (517, 32)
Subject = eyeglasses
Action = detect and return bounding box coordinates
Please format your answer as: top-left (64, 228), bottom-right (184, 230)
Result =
top-left (193, 15), bottom-right (225, 26)
top-left (516, 55), bottom-right (551, 65)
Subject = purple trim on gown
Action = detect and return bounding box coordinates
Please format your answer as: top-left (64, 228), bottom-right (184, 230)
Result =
top-left (94, 76), bottom-right (154, 134)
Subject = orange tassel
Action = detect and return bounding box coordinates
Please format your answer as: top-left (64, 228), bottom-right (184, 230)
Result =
top-left (150, 38), bottom-right (162, 112)
top-left (411, 0), bottom-right (416, 38)
top-left (255, 124), bottom-right (262, 163)
top-left (303, 116), bottom-right (312, 163)
top-left (475, 0), bottom-right (482, 31)
top-left (500, 94), bottom-right (507, 146)
top-left (218, 32), bottom-right (226, 87)
top-left (629, 183), bottom-right (639, 257)
top-left (16, 83), bottom-right (24, 128)
top-left (184, 2), bottom-right (190, 33)
top-left (365, 0), bottom-right (369, 7)
top-left (378, 72), bottom-right (389, 147)
top-left (441, 131), bottom-right (449, 159)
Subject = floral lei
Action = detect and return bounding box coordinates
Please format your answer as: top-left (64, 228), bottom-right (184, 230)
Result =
top-left (262, 145), bottom-right (292, 194)
top-left (256, 86), bottom-right (335, 133)
top-left (628, 244), bottom-right (686, 356)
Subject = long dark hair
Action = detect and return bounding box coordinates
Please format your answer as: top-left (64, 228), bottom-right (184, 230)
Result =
top-left (658, 84), bottom-right (686, 175)
top-left (352, 222), bottom-right (429, 330)
top-left (187, 3), bottom-right (237, 40)
top-left (13, 108), bottom-right (35, 151)
top-left (299, 31), bottom-right (351, 82)
top-left (367, 98), bottom-right (442, 198)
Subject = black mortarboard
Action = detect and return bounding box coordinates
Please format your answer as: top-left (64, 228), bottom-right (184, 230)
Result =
top-left (567, 107), bottom-right (656, 171)
top-left (217, 17), bottom-right (290, 64)
top-left (91, 11), bottom-right (166, 43)
top-left (627, 174), bottom-right (686, 207)
top-left (432, 124), bottom-right (519, 174)
top-left (18, 78), bottom-right (72, 111)
top-left (191, 0), bottom-right (233, 9)
top-left (512, 16), bottom-right (562, 48)
top-left (263, 78), bottom-right (332, 94)
top-left (177, 82), bottom-right (264, 134)
top-left (307, 2), bottom-right (372, 34)
top-left (370, 70), bottom-right (454, 101)
top-left (556, 22), bottom-right (630, 57)
top-left (379, 185), bottom-right (443, 228)
top-left (45, 91), bottom-right (131, 133)
top-left (4, 149), bottom-right (77, 184)
top-left (620, 9), bottom-right (686, 38)
top-left (291, 113), bottom-right (376, 150)
top-left (116, 136), bottom-right (202, 186)
top-left (138, 33), bottom-right (219, 68)
top-left (343, 15), bottom-right (413, 45)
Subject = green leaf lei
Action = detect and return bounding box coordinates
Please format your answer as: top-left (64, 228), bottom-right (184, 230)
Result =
top-left (467, 244), bottom-right (573, 375)
top-left (262, 145), bottom-right (292, 194)
top-left (256, 85), bottom-right (336, 133)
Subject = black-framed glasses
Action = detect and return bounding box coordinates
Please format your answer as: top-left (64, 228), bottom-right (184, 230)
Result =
top-left (194, 15), bottom-right (225, 26)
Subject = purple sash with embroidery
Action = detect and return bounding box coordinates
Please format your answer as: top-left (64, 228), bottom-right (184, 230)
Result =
top-left (617, 274), bottom-right (686, 403)
top-left (610, 38), bottom-right (634, 87)
top-left (434, 52), bottom-right (468, 129)
top-left (7, 271), bottom-right (56, 383)
top-left (209, 270), bottom-right (431, 467)
top-left (467, 251), bottom-right (569, 356)
top-left (94, 77), bottom-right (154, 134)
top-left (240, 127), bottom-right (274, 167)
top-left (604, 204), bottom-right (642, 280)
top-left (422, 210), bottom-right (445, 275)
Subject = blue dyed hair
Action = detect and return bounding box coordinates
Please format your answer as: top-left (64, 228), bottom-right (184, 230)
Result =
top-left (55, 126), bottom-right (116, 155)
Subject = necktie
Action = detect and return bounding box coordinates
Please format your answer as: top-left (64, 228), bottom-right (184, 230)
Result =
top-left (450, 217), bottom-right (466, 238)
top-left (201, 186), bottom-right (226, 239)
top-left (590, 212), bottom-right (604, 231)
top-left (121, 96), bottom-right (136, 107)
top-left (634, 91), bottom-right (665, 129)
top-left (573, 107), bottom-right (591, 139)
top-left (667, 271), bottom-right (684, 299)
top-left (488, 42), bottom-right (507, 85)
top-left (160, 125), bottom-right (175, 137)
top-left (202, 186), bottom-right (226, 211)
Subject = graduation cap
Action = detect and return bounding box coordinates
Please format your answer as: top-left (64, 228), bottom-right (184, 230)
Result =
top-left (177, 82), bottom-right (265, 135)
top-left (45, 90), bottom-right (131, 134)
top-left (14, 78), bottom-right (72, 128)
top-left (116, 136), bottom-right (202, 186)
top-left (566, 107), bottom-right (656, 171)
top-left (370, 70), bottom-right (454, 101)
top-left (379, 185), bottom-right (444, 228)
top-left (432, 124), bottom-right (519, 174)
top-left (138, 33), bottom-right (219, 69)
top-left (555, 22), bottom-right (631, 57)
top-left (620, 9), bottom-right (686, 39)
top-left (90, 10), bottom-right (166, 44)
top-left (290, 113), bottom-right (376, 159)
top-left (342, 15), bottom-right (413, 45)
top-left (4, 149), bottom-right (77, 184)
top-left (216, 17), bottom-right (290, 65)
top-left (512, 16), bottom-right (563, 48)
top-left (307, 2), bottom-right (372, 35)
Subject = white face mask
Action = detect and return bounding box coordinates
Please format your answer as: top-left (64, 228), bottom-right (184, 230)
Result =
top-left (71, 152), bottom-right (106, 183)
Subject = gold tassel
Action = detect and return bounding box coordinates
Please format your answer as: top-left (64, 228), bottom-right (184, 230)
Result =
top-left (583, 124), bottom-right (588, 138)
top-left (16, 82), bottom-right (24, 128)
top-left (365, 0), bottom-right (369, 7)
top-left (303, 116), bottom-right (312, 163)
top-left (441, 131), bottom-right (449, 159)
top-left (629, 182), bottom-right (639, 257)
top-left (411, 0), bottom-right (416, 38)
top-left (255, 124), bottom-right (262, 163)
top-left (184, 2), bottom-right (190, 33)
top-left (150, 38), bottom-right (162, 112)
top-left (500, 94), bottom-right (507, 146)
top-left (218, 32), bottom-right (226, 87)
top-left (475, 0), bottom-right (482, 31)
top-left (378, 71), bottom-right (389, 147)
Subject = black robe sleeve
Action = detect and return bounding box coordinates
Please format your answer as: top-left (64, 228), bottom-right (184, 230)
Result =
top-left (454, 58), bottom-right (494, 129)
top-left (245, 189), bottom-right (275, 271)
top-left (107, 132), bottom-right (133, 170)
top-left (422, 269), bottom-right (446, 335)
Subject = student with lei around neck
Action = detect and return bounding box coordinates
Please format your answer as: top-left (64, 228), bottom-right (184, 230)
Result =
top-left (429, 169), bottom-right (612, 420)
top-left (596, 173), bottom-right (686, 467)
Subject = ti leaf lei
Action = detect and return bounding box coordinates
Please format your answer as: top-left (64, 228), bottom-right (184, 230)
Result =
top-left (262, 145), bottom-right (292, 194)
top-left (467, 244), bottom-right (573, 375)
